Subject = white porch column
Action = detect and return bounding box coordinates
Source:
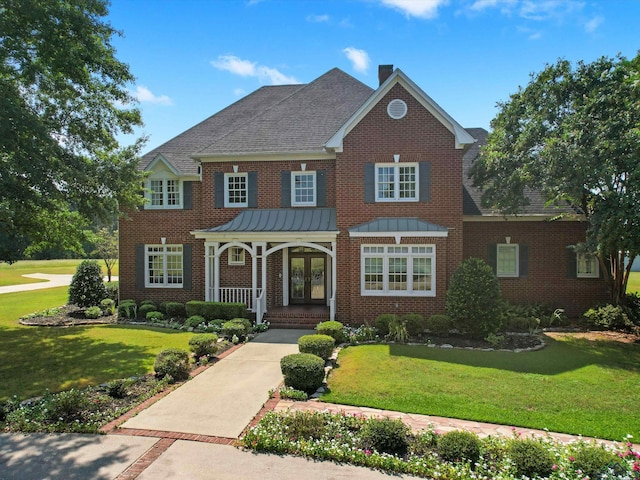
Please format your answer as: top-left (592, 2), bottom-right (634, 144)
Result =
top-left (204, 242), bottom-right (213, 301)
top-left (331, 241), bottom-right (337, 320)
top-left (256, 241), bottom-right (267, 306)
top-left (251, 243), bottom-right (257, 311)
top-left (212, 242), bottom-right (220, 302)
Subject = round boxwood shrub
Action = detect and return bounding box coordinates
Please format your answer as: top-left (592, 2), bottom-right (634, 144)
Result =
top-left (401, 313), bottom-right (426, 337)
top-left (84, 306), bottom-right (102, 319)
top-left (280, 353), bottom-right (325, 392)
top-left (229, 317), bottom-right (253, 335)
top-left (139, 304), bottom-right (158, 318)
top-left (189, 333), bottom-right (219, 358)
top-left (374, 314), bottom-right (396, 337)
top-left (437, 430), bottom-right (481, 464)
top-left (165, 302), bottom-right (186, 318)
top-left (298, 334), bottom-right (335, 361)
top-left (572, 444), bottom-right (623, 478)
top-left (140, 300), bottom-right (157, 307)
top-left (316, 320), bottom-right (345, 344)
top-left (222, 320), bottom-right (246, 340)
top-left (446, 257), bottom-right (502, 339)
top-left (427, 314), bottom-right (453, 337)
top-left (360, 417), bottom-right (410, 456)
top-left (186, 315), bottom-right (205, 329)
top-left (100, 298), bottom-right (115, 315)
top-left (154, 348), bottom-right (190, 383)
top-left (146, 311), bottom-right (164, 322)
top-left (68, 260), bottom-right (108, 308)
top-left (508, 439), bottom-right (554, 478)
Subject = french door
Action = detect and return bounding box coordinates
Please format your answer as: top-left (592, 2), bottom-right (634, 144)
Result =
top-left (289, 254), bottom-right (326, 305)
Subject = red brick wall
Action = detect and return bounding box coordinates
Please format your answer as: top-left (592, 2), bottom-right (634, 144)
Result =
top-left (334, 83), bottom-right (464, 324)
top-left (462, 220), bottom-right (609, 317)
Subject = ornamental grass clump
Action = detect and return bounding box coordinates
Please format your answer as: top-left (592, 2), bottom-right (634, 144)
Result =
top-left (298, 334), bottom-right (335, 361)
top-left (280, 353), bottom-right (325, 392)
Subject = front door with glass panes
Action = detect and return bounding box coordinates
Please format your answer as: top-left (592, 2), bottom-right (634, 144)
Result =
top-left (289, 254), bottom-right (326, 305)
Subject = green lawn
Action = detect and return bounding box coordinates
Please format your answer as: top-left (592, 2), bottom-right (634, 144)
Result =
top-left (322, 339), bottom-right (640, 441)
top-left (0, 259), bottom-right (119, 286)
top-left (0, 286), bottom-right (191, 400)
top-left (628, 271), bottom-right (640, 294)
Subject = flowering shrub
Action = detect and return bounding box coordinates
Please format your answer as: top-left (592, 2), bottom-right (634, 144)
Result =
top-left (242, 410), bottom-right (640, 479)
top-left (344, 324), bottom-right (378, 344)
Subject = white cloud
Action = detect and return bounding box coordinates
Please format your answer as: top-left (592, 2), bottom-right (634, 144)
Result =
top-left (380, 0), bottom-right (448, 19)
top-left (342, 47), bottom-right (370, 73)
top-left (465, 0), bottom-right (585, 21)
top-left (233, 88), bottom-right (246, 96)
top-left (306, 14), bottom-right (330, 22)
top-left (469, 0), bottom-right (517, 13)
top-left (584, 15), bottom-right (603, 33)
top-left (211, 55), bottom-right (299, 85)
top-left (133, 86), bottom-right (172, 105)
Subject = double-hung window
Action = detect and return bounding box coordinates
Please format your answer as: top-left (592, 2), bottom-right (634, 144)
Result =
top-left (225, 173), bottom-right (248, 207)
top-left (376, 163), bottom-right (418, 202)
top-left (577, 253), bottom-right (599, 278)
top-left (228, 246), bottom-right (245, 265)
top-left (496, 244), bottom-right (519, 277)
top-left (146, 245), bottom-right (183, 287)
top-left (147, 178), bottom-right (181, 209)
top-left (362, 245), bottom-right (435, 296)
top-left (291, 172), bottom-right (316, 206)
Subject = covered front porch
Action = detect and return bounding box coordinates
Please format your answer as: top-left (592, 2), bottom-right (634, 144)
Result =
top-left (191, 208), bottom-right (339, 323)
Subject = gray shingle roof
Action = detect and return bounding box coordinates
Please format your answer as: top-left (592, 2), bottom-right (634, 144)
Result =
top-left (349, 218), bottom-right (448, 233)
top-left (140, 68), bottom-right (373, 174)
top-left (202, 208), bottom-right (337, 233)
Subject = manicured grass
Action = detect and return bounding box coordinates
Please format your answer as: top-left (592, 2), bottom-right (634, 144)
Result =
top-left (0, 287), bottom-right (191, 400)
top-left (628, 271), bottom-right (640, 294)
top-left (0, 259), bottom-right (119, 286)
top-left (322, 339), bottom-right (640, 441)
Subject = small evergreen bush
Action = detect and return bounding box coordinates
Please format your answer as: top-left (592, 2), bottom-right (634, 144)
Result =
top-left (84, 306), bottom-right (102, 319)
top-left (572, 444), bottom-right (623, 478)
top-left (298, 334), bottom-right (335, 361)
top-left (146, 311), bottom-right (164, 322)
top-left (446, 258), bottom-right (502, 339)
top-left (583, 304), bottom-right (636, 332)
top-left (140, 300), bottom-right (156, 307)
top-left (280, 353), bottom-right (325, 392)
top-left (139, 304), bottom-right (158, 318)
top-left (189, 333), bottom-right (219, 358)
top-left (222, 320), bottom-right (246, 340)
top-left (100, 298), bottom-right (115, 315)
top-left (316, 320), bottom-right (345, 343)
top-left (229, 317), bottom-right (252, 336)
top-left (374, 314), bottom-right (396, 337)
top-left (154, 348), bottom-right (190, 383)
top-left (186, 315), bottom-right (205, 329)
top-left (508, 439), bottom-right (554, 478)
top-left (360, 417), bottom-right (410, 456)
top-left (45, 388), bottom-right (90, 422)
top-left (104, 281), bottom-right (118, 303)
top-left (401, 313), bottom-right (426, 337)
top-left (437, 430), bottom-right (481, 464)
top-left (106, 379), bottom-right (129, 399)
top-left (68, 260), bottom-right (108, 308)
top-left (427, 314), bottom-right (453, 336)
top-left (165, 302), bottom-right (186, 318)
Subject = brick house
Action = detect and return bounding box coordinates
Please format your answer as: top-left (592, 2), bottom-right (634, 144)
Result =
top-left (119, 65), bottom-right (607, 326)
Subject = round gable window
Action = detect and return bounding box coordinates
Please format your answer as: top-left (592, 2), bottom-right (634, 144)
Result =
top-left (387, 99), bottom-right (407, 119)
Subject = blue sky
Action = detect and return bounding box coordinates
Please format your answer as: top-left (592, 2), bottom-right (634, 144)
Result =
top-left (107, 0), bottom-right (639, 153)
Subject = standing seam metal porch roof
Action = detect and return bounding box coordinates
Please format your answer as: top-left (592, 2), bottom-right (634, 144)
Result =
top-left (201, 208), bottom-right (337, 233)
top-left (349, 217), bottom-right (448, 233)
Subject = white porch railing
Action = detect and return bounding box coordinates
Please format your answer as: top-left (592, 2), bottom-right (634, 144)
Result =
top-left (255, 289), bottom-right (267, 324)
top-left (216, 287), bottom-right (262, 311)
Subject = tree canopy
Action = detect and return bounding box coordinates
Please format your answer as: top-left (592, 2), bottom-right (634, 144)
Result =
top-left (0, 0), bottom-right (146, 262)
top-left (471, 53), bottom-right (640, 304)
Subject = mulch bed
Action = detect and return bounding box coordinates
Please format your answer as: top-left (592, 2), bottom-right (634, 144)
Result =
top-left (422, 332), bottom-right (543, 350)
top-left (19, 304), bottom-right (117, 326)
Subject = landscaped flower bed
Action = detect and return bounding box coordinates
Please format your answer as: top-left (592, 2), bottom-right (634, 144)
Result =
top-left (243, 410), bottom-right (640, 479)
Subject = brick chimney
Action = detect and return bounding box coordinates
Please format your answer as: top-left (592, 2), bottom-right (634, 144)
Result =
top-left (378, 64), bottom-right (393, 86)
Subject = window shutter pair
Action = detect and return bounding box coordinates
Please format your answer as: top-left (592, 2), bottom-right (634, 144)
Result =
top-left (487, 244), bottom-right (529, 277)
top-left (363, 162), bottom-right (431, 203)
top-left (281, 170), bottom-right (326, 207)
top-left (214, 172), bottom-right (257, 208)
top-left (135, 244), bottom-right (192, 291)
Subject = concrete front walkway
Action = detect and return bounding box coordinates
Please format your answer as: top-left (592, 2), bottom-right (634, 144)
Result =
top-left (121, 329), bottom-right (312, 438)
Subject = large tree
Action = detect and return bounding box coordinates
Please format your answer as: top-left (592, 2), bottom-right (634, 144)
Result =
top-left (0, 0), bottom-right (146, 262)
top-left (471, 54), bottom-right (640, 305)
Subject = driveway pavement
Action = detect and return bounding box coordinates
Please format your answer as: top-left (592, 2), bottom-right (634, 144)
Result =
top-left (0, 274), bottom-right (118, 294)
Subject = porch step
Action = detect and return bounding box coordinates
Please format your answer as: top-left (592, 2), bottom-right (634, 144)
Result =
top-left (263, 306), bottom-right (329, 330)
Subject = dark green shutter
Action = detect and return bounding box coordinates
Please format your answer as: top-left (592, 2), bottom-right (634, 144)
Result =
top-left (519, 244), bottom-right (529, 277)
top-left (487, 244), bottom-right (497, 274)
top-left (214, 172), bottom-right (224, 208)
top-left (135, 244), bottom-right (145, 290)
top-left (316, 170), bottom-right (326, 207)
top-left (183, 181), bottom-right (192, 210)
top-left (419, 162), bottom-right (431, 202)
top-left (183, 244), bottom-right (192, 291)
top-left (248, 172), bottom-right (258, 208)
top-left (281, 171), bottom-right (291, 207)
top-left (364, 163), bottom-right (375, 203)
top-left (566, 247), bottom-right (577, 278)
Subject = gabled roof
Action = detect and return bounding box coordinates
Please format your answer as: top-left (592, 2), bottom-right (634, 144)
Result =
top-left (200, 208), bottom-right (337, 233)
top-left (326, 68), bottom-right (476, 151)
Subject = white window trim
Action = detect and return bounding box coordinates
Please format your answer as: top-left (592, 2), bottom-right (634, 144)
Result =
top-left (228, 247), bottom-right (246, 266)
top-left (145, 177), bottom-right (182, 209)
top-left (577, 253), bottom-right (599, 278)
top-left (496, 243), bottom-right (519, 278)
top-left (145, 244), bottom-right (184, 288)
top-left (291, 171), bottom-right (316, 207)
top-left (374, 163), bottom-right (419, 203)
top-left (224, 172), bottom-right (248, 208)
top-left (360, 244), bottom-right (435, 297)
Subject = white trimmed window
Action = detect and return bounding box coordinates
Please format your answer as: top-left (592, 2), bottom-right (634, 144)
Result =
top-left (376, 163), bottom-right (418, 202)
top-left (577, 253), bottom-right (599, 278)
top-left (146, 245), bottom-right (183, 288)
top-left (228, 246), bottom-right (245, 265)
top-left (497, 244), bottom-right (519, 277)
top-left (147, 178), bottom-right (181, 209)
top-left (361, 245), bottom-right (435, 296)
top-left (225, 173), bottom-right (248, 207)
top-left (292, 171), bottom-right (316, 206)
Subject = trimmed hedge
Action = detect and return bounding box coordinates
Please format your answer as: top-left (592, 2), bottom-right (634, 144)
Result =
top-left (316, 320), bottom-right (345, 344)
top-left (437, 430), bottom-right (481, 464)
top-left (298, 334), bottom-right (335, 361)
top-left (165, 302), bottom-right (186, 318)
top-left (401, 313), bottom-right (426, 337)
top-left (188, 333), bottom-right (219, 358)
top-left (427, 314), bottom-right (453, 337)
top-left (185, 301), bottom-right (247, 321)
top-left (280, 353), bottom-right (325, 392)
top-left (139, 304), bottom-right (157, 318)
